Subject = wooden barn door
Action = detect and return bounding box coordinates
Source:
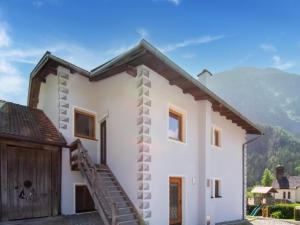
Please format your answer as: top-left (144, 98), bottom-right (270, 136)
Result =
top-left (7, 147), bottom-right (52, 220)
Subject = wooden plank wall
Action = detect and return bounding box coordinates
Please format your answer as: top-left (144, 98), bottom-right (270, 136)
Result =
top-left (0, 143), bottom-right (8, 221)
top-left (0, 138), bottom-right (62, 221)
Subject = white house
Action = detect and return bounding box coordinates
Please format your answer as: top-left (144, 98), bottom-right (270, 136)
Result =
top-left (272, 165), bottom-right (300, 203)
top-left (21, 40), bottom-right (261, 225)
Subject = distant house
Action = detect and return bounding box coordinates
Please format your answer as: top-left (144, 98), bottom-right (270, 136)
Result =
top-left (272, 165), bottom-right (300, 203)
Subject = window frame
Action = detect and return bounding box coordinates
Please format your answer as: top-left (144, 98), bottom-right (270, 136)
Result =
top-left (210, 178), bottom-right (222, 199)
top-left (74, 108), bottom-right (96, 140)
top-left (211, 125), bottom-right (222, 149)
top-left (168, 108), bottom-right (184, 143)
top-left (288, 191), bottom-right (291, 199)
top-left (283, 191), bottom-right (286, 199)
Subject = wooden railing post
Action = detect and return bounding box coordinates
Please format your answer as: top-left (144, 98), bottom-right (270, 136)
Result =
top-left (111, 203), bottom-right (117, 225)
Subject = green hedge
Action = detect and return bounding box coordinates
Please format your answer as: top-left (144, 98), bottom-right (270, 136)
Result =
top-left (269, 204), bottom-right (297, 219)
top-left (271, 211), bottom-right (282, 219)
top-left (295, 207), bottom-right (300, 221)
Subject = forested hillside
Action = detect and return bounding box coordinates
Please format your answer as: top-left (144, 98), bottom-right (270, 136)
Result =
top-left (204, 67), bottom-right (300, 186)
top-left (247, 125), bottom-right (300, 186)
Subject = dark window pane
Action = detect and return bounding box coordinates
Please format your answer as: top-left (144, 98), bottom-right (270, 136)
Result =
top-left (75, 111), bottom-right (95, 139)
top-left (170, 183), bottom-right (179, 220)
top-left (214, 129), bottom-right (220, 147)
top-left (215, 180), bottom-right (220, 197)
top-left (168, 111), bottom-right (182, 141)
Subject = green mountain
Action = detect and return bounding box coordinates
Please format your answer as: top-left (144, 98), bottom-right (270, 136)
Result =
top-left (247, 125), bottom-right (300, 186)
top-left (203, 67), bottom-right (300, 186)
top-left (206, 67), bottom-right (300, 137)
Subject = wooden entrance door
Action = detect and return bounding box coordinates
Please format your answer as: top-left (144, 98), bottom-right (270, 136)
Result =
top-left (7, 147), bottom-right (52, 220)
top-left (100, 120), bottom-right (107, 165)
top-left (169, 177), bottom-right (182, 225)
top-left (75, 185), bottom-right (95, 213)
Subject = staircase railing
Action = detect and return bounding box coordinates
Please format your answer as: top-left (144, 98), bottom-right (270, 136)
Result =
top-left (69, 139), bottom-right (145, 225)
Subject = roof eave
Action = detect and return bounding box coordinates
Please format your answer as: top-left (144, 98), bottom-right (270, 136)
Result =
top-left (91, 39), bottom-right (262, 135)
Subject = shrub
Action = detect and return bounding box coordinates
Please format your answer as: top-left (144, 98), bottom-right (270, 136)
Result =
top-left (295, 207), bottom-right (300, 221)
top-left (271, 211), bottom-right (282, 219)
top-left (268, 204), bottom-right (296, 219)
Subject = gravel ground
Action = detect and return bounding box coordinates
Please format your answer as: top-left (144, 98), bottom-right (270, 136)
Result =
top-left (0, 212), bottom-right (104, 225)
top-left (218, 218), bottom-right (300, 225)
top-left (249, 219), bottom-right (300, 225)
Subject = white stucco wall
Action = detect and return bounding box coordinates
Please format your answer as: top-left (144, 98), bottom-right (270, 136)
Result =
top-left (37, 64), bottom-right (246, 224)
top-left (274, 189), bottom-right (296, 202)
top-left (208, 111), bottom-right (245, 223)
top-left (296, 188), bottom-right (300, 202)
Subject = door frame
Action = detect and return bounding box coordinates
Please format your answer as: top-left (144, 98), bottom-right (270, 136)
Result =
top-left (73, 183), bottom-right (95, 214)
top-left (169, 176), bottom-right (183, 225)
top-left (100, 120), bottom-right (107, 165)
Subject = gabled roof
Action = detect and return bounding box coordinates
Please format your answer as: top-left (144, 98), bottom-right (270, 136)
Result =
top-left (0, 100), bottom-right (66, 146)
top-left (28, 39), bottom-right (262, 135)
top-left (251, 186), bottom-right (278, 194)
top-left (272, 176), bottom-right (300, 189)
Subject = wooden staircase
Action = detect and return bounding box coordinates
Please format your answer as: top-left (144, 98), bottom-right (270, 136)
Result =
top-left (69, 140), bottom-right (144, 225)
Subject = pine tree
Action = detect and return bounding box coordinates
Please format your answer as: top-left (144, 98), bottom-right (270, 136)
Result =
top-left (261, 168), bottom-right (274, 186)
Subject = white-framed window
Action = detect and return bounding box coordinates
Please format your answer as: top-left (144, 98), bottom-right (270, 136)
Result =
top-left (209, 178), bottom-right (222, 198)
top-left (211, 125), bottom-right (222, 148)
top-left (288, 191), bottom-right (291, 199)
top-left (168, 107), bottom-right (186, 143)
top-left (283, 191), bottom-right (286, 199)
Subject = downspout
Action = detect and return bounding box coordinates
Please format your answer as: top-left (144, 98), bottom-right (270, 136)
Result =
top-left (242, 134), bottom-right (263, 219)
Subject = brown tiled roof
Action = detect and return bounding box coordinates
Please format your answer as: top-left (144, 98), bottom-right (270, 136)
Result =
top-left (0, 100), bottom-right (66, 146)
top-left (251, 186), bottom-right (278, 194)
top-left (272, 176), bottom-right (300, 189)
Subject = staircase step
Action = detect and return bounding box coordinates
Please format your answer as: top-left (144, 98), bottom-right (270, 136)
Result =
top-left (105, 196), bottom-right (127, 202)
top-left (70, 142), bottom-right (141, 224)
top-left (117, 206), bottom-right (133, 210)
top-left (117, 219), bottom-right (139, 225)
top-left (116, 213), bottom-right (135, 218)
top-left (109, 190), bottom-right (123, 193)
top-left (117, 214), bottom-right (136, 222)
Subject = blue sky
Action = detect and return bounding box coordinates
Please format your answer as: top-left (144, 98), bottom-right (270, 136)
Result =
top-left (0, 0), bottom-right (299, 104)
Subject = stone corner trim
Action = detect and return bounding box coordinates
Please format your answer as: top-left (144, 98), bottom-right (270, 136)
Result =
top-left (136, 67), bottom-right (152, 223)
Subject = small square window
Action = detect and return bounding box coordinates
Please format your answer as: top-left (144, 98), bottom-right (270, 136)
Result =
top-left (212, 126), bottom-right (222, 148)
top-left (168, 109), bottom-right (184, 142)
top-left (74, 109), bottom-right (96, 140)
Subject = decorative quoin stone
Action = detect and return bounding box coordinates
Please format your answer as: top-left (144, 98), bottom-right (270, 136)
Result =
top-left (57, 67), bottom-right (71, 131)
top-left (136, 67), bottom-right (152, 223)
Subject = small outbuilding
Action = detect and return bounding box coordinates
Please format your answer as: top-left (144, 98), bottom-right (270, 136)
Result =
top-left (0, 100), bottom-right (65, 221)
top-left (251, 186), bottom-right (277, 205)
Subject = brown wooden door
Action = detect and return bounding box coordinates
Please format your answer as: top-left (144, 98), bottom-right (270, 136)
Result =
top-left (100, 120), bottom-right (107, 165)
top-left (75, 185), bottom-right (95, 213)
top-left (7, 147), bottom-right (52, 220)
top-left (169, 177), bottom-right (182, 225)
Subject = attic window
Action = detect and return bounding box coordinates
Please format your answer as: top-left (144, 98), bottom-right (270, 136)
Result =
top-left (168, 108), bottom-right (185, 142)
top-left (74, 109), bottom-right (96, 140)
top-left (211, 126), bottom-right (222, 148)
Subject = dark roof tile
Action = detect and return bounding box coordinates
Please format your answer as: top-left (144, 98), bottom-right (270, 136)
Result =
top-left (0, 100), bottom-right (65, 146)
top-left (272, 176), bottom-right (300, 189)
